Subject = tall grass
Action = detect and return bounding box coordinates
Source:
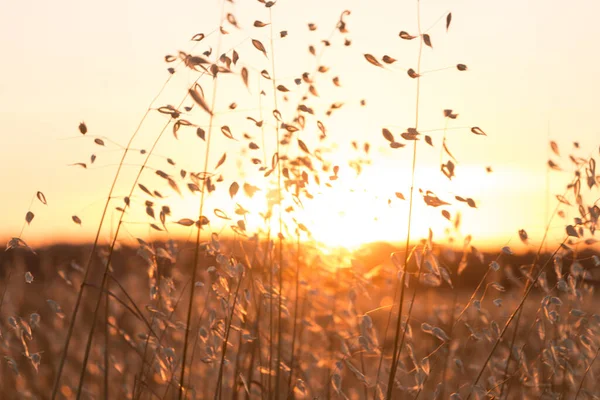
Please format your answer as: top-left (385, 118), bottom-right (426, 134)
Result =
top-left (385, 1), bottom-right (424, 398)
top-left (2, 1), bottom-right (600, 400)
top-left (179, 5), bottom-right (226, 398)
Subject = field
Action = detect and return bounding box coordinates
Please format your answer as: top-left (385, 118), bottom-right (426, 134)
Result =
top-left (1, 241), bottom-right (600, 399)
top-left (2, 0), bottom-right (600, 399)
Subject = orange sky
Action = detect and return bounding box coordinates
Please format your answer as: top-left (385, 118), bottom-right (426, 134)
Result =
top-left (1, 0), bottom-right (599, 252)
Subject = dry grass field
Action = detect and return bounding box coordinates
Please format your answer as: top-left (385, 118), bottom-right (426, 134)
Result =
top-left (1, 0), bottom-right (600, 399)
top-left (1, 241), bottom-right (599, 399)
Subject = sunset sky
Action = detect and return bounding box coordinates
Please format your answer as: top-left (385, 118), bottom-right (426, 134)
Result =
top-left (1, 0), bottom-right (599, 252)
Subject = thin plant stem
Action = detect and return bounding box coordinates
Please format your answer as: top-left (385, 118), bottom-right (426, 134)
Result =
top-left (74, 117), bottom-right (174, 400)
top-left (135, 285), bottom-right (180, 400)
top-left (574, 347), bottom-right (599, 399)
top-left (51, 68), bottom-right (175, 400)
top-left (232, 243), bottom-right (259, 400)
top-left (238, 242), bottom-right (265, 400)
top-left (325, 267), bottom-right (340, 400)
top-left (214, 270), bottom-right (245, 399)
top-left (178, 5), bottom-right (226, 399)
top-left (51, 107), bottom-right (149, 400)
top-left (74, 45), bottom-right (246, 394)
top-left (287, 235), bottom-right (301, 394)
top-left (413, 342), bottom-right (449, 398)
top-left (246, 292), bottom-right (263, 400)
top-left (136, 279), bottom-right (192, 400)
top-left (267, 7), bottom-right (285, 399)
top-left (104, 280), bottom-right (110, 400)
top-left (386, 1), bottom-right (423, 398)
top-left (373, 267), bottom-right (399, 397)
top-left (390, 246), bottom-right (426, 392)
top-left (352, 276), bottom-right (369, 400)
top-left (280, 18), bottom-right (340, 399)
top-left (268, 234), bottom-right (274, 398)
top-left (263, 228), bottom-right (274, 398)
top-left (186, 288), bottom-right (212, 378)
top-left (465, 239), bottom-right (567, 400)
top-left (453, 266), bottom-right (493, 328)
top-left (500, 171), bottom-right (586, 399)
top-left (440, 291), bottom-right (459, 400)
top-left (81, 282), bottom-right (155, 331)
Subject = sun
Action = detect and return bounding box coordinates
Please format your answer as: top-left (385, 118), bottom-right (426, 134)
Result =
top-left (169, 151), bottom-right (494, 254)
top-left (286, 160), bottom-right (490, 250)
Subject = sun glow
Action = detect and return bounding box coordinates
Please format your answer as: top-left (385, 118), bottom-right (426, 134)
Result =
top-left (223, 156), bottom-right (494, 251)
top-left (98, 146), bottom-right (539, 256)
top-left (162, 151), bottom-right (518, 255)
